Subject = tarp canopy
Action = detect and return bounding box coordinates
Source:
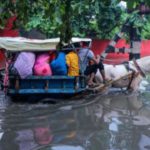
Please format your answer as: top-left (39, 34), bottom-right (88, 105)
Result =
top-left (0, 37), bottom-right (91, 51)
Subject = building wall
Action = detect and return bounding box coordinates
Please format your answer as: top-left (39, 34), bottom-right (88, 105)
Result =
top-left (92, 39), bottom-right (150, 64)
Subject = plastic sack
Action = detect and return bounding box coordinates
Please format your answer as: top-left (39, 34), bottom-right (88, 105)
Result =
top-left (50, 52), bottom-right (67, 75)
top-left (35, 53), bottom-right (50, 64)
top-left (34, 53), bottom-right (52, 76)
top-left (14, 52), bottom-right (35, 79)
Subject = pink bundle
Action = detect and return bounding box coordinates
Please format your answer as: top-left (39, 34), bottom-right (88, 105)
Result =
top-left (34, 53), bottom-right (52, 76)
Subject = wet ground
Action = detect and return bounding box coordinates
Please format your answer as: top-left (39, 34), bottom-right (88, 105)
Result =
top-left (0, 83), bottom-right (150, 150)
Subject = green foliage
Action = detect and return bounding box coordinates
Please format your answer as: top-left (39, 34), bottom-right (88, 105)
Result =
top-left (0, 1), bottom-right (14, 29)
top-left (95, 1), bottom-right (124, 39)
top-left (142, 16), bottom-right (150, 39)
top-left (1, 0), bottom-right (150, 42)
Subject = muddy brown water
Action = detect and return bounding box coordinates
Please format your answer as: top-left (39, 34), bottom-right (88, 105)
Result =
top-left (0, 86), bottom-right (150, 150)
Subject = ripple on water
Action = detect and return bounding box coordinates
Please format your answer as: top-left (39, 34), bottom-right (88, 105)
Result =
top-left (0, 89), bottom-right (150, 149)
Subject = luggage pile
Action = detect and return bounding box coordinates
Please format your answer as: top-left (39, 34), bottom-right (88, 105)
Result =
top-left (10, 50), bottom-right (80, 79)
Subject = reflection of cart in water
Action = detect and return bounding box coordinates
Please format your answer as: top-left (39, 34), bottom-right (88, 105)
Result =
top-left (0, 37), bottom-right (92, 99)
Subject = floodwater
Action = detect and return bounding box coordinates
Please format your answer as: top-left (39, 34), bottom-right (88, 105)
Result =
top-left (0, 85), bottom-right (150, 150)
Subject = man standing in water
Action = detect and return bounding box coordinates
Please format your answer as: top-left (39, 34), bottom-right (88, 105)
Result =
top-left (78, 41), bottom-right (107, 87)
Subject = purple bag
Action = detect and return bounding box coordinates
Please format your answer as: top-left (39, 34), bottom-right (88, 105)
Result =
top-left (14, 52), bottom-right (35, 79)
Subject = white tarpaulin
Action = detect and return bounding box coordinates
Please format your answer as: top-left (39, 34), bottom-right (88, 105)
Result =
top-left (0, 37), bottom-right (91, 51)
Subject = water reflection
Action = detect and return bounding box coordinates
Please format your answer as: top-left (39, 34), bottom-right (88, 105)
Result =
top-left (0, 91), bottom-right (150, 150)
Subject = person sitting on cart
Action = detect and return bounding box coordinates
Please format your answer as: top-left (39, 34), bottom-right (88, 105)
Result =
top-left (65, 45), bottom-right (79, 76)
top-left (78, 41), bottom-right (106, 87)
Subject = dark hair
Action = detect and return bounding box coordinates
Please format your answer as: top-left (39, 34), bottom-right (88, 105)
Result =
top-left (81, 41), bottom-right (90, 47)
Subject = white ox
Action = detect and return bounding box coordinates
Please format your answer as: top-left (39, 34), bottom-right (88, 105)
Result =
top-left (95, 56), bottom-right (150, 91)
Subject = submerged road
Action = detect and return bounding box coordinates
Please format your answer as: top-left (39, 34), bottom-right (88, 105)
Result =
top-left (0, 85), bottom-right (150, 150)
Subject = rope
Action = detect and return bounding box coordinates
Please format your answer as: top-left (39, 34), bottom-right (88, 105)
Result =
top-left (100, 57), bottom-right (129, 65)
top-left (132, 58), bottom-right (146, 77)
top-left (127, 71), bottom-right (136, 90)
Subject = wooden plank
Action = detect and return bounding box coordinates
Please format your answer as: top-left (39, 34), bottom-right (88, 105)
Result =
top-left (8, 88), bottom-right (85, 94)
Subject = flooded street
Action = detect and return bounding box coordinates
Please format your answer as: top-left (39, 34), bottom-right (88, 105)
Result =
top-left (0, 86), bottom-right (150, 150)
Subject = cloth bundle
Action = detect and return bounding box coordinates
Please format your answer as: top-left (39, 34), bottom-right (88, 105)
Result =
top-left (51, 52), bottom-right (67, 75)
top-left (34, 53), bottom-right (52, 76)
top-left (14, 52), bottom-right (35, 79)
